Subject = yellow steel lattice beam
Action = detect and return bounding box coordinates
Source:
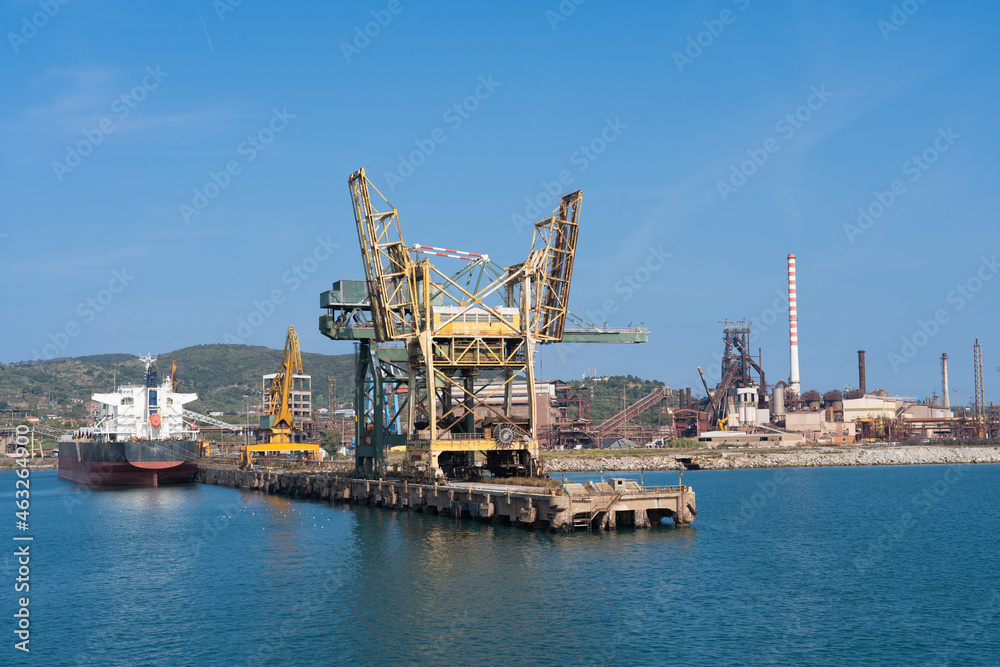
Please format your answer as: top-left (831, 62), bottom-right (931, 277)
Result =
top-left (529, 191), bottom-right (581, 342)
top-left (264, 326), bottom-right (304, 444)
top-left (349, 168), bottom-right (419, 341)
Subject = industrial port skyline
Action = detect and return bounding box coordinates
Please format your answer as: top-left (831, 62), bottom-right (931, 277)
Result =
top-left (12, 247), bottom-right (991, 407)
top-left (2, 2), bottom-right (997, 404)
top-left (3, 3), bottom-right (999, 665)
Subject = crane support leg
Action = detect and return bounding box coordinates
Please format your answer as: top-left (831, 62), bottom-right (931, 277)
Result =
top-left (355, 340), bottom-right (380, 478)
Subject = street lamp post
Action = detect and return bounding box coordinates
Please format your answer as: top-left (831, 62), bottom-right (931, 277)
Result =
top-left (242, 396), bottom-right (250, 450)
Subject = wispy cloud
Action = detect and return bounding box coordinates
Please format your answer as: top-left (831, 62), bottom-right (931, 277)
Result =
top-left (4, 245), bottom-right (151, 278)
top-left (22, 67), bottom-right (119, 125)
top-left (1, 66), bottom-right (243, 147)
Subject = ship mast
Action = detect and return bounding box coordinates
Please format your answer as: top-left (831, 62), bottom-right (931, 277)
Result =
top-left (140, 354), bottom-right (160, 434)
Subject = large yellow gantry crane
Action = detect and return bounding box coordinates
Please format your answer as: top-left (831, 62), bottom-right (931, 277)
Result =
top-left (240, 326), bottom-right (320, 468)
top-left (321, 167), bottom-right (647, 480)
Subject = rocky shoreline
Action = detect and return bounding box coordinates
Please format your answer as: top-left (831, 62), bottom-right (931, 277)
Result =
top-left (544, 445), bottom-right (1000, 473)
top-left (0, 460), bottom-right (57, 470)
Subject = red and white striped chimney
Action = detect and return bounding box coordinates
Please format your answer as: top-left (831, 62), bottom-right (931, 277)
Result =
top-left (788, 254), bottom-right (801, 395)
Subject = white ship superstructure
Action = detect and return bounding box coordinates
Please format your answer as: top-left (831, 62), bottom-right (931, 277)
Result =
top-left (90, 355), bottom-right (200, 441)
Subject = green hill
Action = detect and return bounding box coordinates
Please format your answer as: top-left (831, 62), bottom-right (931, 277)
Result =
top-left (563, 375), bottom-right (675, 427)
top-left (0, 345), bottom-right (355, 421)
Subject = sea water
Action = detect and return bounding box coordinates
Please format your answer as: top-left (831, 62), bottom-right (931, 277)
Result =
top-left (2, 464), bottom-right (998, 665)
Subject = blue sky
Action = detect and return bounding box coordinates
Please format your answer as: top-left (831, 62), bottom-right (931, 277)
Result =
top-left (1, 0), bottom-right (998, 405)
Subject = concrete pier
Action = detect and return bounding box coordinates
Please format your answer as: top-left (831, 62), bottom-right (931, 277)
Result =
top-left (195, 464), bottom-right (696, 530)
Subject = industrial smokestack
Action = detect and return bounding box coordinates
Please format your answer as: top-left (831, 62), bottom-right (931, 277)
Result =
top-left (788, 254), bottom-right (800, 395)
top-left (858, 350), bottom-right (866, 395)
top-left (941, 353), bottom-right (950, 408)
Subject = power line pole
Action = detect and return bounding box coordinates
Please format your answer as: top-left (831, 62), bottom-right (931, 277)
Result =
top-left (243, 396), bottom-right (250, 450)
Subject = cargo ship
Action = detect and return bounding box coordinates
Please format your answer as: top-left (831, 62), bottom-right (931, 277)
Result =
top-left (59, 355), bottom-right (203, 486)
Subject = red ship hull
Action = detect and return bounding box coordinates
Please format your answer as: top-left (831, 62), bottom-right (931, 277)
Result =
top-left (58, 440), bottom-right (200, 487)
top-left (58, 458), bottom-right (198, 486)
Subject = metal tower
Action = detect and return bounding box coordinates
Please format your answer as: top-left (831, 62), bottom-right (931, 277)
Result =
top-left (974, 339), bottom-right (984, 435)
top-left (321, 167), bottom-right (646, 480)
top-left (941, 353), bottom-right (950, 409)
top-left (707, 320), bottom-right (767, 425)
top-left (339, 168), bottom-right (581, 479)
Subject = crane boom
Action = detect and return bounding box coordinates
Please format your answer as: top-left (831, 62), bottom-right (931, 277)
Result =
top-left (349, 168), bottom-right (418, 341)
top-left (697, 366), bottom-right (711, 400)
top-left (530, 191), bottom-right (581, 342)
top-left (265, 327), bottom-right (302, 440)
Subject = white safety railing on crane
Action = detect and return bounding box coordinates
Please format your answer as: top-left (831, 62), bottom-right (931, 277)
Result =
top-left (411, 244), bottom-right (489, 263)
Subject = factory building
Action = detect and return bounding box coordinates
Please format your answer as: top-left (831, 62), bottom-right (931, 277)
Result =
top-left (841, 394), bottom-right (899, 421)
top-left (783, 411), bottom-right (855, 445)
top-left (731, 386), bottom-right (771, 427)
top-left (696, 431), bottom-right (801, 447)
top-left (263, 373), bottom-right (312, 421)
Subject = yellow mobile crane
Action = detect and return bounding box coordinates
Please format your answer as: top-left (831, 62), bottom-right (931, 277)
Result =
top-left (240, 327), bottom-right (320, 468)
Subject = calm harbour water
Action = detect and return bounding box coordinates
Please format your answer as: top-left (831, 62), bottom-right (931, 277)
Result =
top-left (2, 464), bottom-right (998, 666)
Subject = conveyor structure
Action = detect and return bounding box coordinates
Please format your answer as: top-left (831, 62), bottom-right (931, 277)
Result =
top-left (320, 167), bottom-right (649, 480)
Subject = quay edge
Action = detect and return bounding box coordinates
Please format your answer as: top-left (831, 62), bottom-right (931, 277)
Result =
top-left (195, 464), bottom-right (697, 530)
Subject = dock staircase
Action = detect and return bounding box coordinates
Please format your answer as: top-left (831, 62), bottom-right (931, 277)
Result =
top-left (571, 490), bottom-right (624, 530)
